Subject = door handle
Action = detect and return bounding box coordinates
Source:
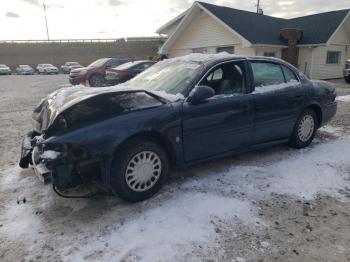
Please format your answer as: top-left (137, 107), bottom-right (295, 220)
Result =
top-left (294, 94), bottom-right (303, 98)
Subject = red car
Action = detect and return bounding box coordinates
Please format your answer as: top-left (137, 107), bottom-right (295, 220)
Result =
top-left (69, 58), bottom-right (129, 87)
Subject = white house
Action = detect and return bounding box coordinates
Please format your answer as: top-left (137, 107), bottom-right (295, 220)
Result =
top-left (157, 1), bottom-right (350, 79)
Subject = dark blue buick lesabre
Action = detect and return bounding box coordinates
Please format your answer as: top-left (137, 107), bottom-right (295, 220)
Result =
top-left (19, 54), bottom-right (337, 202)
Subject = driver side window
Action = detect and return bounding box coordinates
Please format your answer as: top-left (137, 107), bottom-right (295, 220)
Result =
top-left (200, 61), bottom-right (246, 96)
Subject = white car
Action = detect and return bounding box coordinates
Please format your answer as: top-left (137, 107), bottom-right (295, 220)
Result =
top-left (16, 65), bottom-right (34, 75)
top-left (0, 64), bottom-right (12, 75)
top-left (61, 62), bottom-right (83, 74)
top-left (36, 64), bottom-right (59, 75)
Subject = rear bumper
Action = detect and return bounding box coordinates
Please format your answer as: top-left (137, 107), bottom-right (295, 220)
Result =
top-left (69, 74), bottom-right (85, 85)
top-left (321, 101), bottom-right (337, 126)
top-left (344, 69), bottom-right (350, 78)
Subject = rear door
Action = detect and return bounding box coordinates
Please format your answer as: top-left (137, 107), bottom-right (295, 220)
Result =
top-left (182, 60), bottom-right (255, 162)
top-left (249, 60), bottom-right (306, 144)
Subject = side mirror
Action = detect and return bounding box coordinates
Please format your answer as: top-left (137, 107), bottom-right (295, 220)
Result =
top-left (188, 85), bottom-right (215, 104)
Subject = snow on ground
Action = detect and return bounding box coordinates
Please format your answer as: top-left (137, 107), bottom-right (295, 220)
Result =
top-left (336, 95), bottom-right (350, 102)
top-left (1, 129), bottom-right (350, 261)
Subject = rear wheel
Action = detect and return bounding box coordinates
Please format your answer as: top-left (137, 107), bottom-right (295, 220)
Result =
top-left (290, 109), bottom-right (317, 148)
top-left (110, 138), bottom-right (169, 202)
top-left (345, 76), bottom-right (350, 84)
top-left (89, 75), bottom-right (105, 87)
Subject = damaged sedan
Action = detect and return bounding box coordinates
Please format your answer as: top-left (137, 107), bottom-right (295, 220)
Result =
top-left (20, 54), bottom-right (337, 202)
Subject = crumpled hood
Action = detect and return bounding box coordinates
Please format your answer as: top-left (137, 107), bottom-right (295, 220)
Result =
top-left (31, 84), bottom-right (184, 132)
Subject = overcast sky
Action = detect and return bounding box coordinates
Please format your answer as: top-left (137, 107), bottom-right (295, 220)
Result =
top-left (1, 0), bottom-right (349, 40)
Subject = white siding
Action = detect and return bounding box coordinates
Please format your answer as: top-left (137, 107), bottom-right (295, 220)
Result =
top-left (298, 47), bottom-right (312, 77)
top-left (168, 11), bottom-right (251, 57)
top-left (311, 45), bottom-right (347, 79)
top-left (254, 46), bottom-right (282, 58)
top-left (309, 21), bottom-right (350, 79)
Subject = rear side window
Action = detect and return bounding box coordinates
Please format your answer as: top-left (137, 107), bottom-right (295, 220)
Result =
top-left (110, 59), bottom-right (127, 67)
top-left (282, 65), bottom-right (299, 83)
top-left (251, 62), bottom-right (285, 87)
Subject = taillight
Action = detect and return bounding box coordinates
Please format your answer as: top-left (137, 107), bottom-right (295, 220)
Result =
top-left (116, 71), bottom-right (129, 77)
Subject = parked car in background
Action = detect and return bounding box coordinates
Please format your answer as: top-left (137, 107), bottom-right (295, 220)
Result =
top-left (105, 60), bottom-right (156, 86)
top-left (19, 54), bottom-right (337, 202)
top-left (344, 59), bottom-right (350, 83)
top-left (36, 64), bottom-right (59, 74)
top-left (61, 62), bottom-right (83, 74)
top-left (16, 65), bottom-right (34, 75)
top-left (0, 64), bottom-right (11, 75)
top-left (69, 58), bottom-right (129, 87)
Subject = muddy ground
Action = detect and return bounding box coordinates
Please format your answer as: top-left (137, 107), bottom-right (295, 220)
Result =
top-left (0, 75), bottom-right (350, 262)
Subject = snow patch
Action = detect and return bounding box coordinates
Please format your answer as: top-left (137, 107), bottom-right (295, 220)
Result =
top-left (150, 90), bottom-right (185, 101)
top-left (158, 52), bottom-right (238, 66)
top-left (69, 192), bottom-right (259, 261)
top-left (41, 150), bottom-right (60, 159)
top-left (318, 125), bottom-right (344, 137)
top-left (253, 80), bottom-right (300, 94)
top-left (336, 95), bottom-right (350, 102)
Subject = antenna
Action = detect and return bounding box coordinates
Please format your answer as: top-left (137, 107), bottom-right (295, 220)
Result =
top-left (43, 2), bottom-right (50, 41)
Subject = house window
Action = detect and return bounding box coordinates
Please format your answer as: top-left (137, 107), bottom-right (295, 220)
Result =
top-left (263, 52), bottom-right (275, 57)
top-left (326, 51), bottom-right (341, 64)
top-left (217, 46), bottom-right (235, 54)
top-left (192, 48), bottom-right (205, 53)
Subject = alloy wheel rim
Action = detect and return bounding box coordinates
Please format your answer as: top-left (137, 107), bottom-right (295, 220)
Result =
top-left (125, 151), bottom-right (162, 192)
top-left (298, 115), bottom-right (315, 142)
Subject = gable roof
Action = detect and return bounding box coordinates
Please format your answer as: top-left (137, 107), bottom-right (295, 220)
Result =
top-left (160, 1), bottom-right (350, 46)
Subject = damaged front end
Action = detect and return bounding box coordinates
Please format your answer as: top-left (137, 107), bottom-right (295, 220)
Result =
top-left (19, 86), bottom-right (106, 191)
top-left (19, 131), bottom-right (102, 190)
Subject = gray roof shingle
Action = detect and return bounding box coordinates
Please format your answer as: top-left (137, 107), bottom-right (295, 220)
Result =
top-left (198, 1), bottom-right (349, 45)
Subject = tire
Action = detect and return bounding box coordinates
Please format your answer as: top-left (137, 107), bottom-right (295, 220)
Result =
top-left (290, 109), bottom-right (317, 148)
top-left (89, 74), bottom-right (105, 87)
top-left (345, 76), bottom-right (350, 84)
top-left (110, 138), bottom-right (169, 202)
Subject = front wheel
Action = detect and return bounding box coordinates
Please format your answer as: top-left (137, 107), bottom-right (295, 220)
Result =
top-left (110, 138), bottom-right (169, 202)
top-left (290, 109), bottom-right (317, 148)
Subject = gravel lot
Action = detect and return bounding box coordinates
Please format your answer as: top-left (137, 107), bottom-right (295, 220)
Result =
top-left (0, 75), bottom-right (350, 262)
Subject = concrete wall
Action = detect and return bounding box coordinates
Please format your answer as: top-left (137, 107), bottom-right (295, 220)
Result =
top-left (0, 39), bottom-right (165, 69)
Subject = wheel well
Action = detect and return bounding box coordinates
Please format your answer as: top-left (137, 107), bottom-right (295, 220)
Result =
top-left (113, 131), bottom-right (176, 168)
top-left (306, 105), bottom-right (322, 127)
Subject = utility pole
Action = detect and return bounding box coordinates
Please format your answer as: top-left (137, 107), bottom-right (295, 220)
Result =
top-left (43, 2), bottom-right (50, 41)
top-left (256, 0), bottom-right (260, 13)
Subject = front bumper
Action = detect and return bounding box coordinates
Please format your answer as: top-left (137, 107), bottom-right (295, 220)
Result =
top-left (19, 132), bottom-right (52, 184)
top-left (19, 131), bottom-right (102, 190)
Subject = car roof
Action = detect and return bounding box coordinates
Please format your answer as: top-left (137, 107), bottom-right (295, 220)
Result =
top-left (113, 60), bottom-right (155, 69)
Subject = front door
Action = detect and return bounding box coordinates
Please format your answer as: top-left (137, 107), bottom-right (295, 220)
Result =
top-left (182, 60), bottom-right (255, 162)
